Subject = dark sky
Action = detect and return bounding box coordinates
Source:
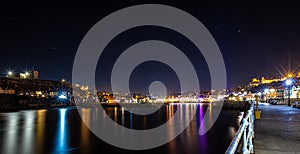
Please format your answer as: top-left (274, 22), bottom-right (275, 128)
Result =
top-left (1, 1), bottom-right (300, 92)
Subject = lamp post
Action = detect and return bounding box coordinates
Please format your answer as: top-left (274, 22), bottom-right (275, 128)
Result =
top-left (61, 79), bottom-right (65, 90)
top-left (25, 72), bottom-right (29, 79)
top-left (285, 79), bottom-right (293, 106)
top-left (7, 71), bottom-right (13, 78)
top-left (264, 88), bottom-right (270, 103)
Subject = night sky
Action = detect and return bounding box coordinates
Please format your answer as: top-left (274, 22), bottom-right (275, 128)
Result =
top-left (2, 1), bottom-right (300, 92)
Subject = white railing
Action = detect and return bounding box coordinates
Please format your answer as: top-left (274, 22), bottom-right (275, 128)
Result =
top-left (225, 103), bottom-right (254, 154)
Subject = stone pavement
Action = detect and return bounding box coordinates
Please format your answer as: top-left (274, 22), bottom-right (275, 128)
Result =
top-left (254, 103), bottom-right (300, 154)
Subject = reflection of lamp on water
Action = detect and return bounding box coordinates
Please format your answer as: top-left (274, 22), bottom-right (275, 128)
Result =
top-left (53, 109), bottom-right (68, 153)
top-left (285, 79), bottom-right (293, 106)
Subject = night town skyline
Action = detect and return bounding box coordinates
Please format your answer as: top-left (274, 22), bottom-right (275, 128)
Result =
top-left (2, 1), bottom-right (300, 91)
top-left (2, 1), bottom-right (300, 154)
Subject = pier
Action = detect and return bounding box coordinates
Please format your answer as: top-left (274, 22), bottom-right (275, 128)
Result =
top-left (254, 103), bottom-right (300, 153)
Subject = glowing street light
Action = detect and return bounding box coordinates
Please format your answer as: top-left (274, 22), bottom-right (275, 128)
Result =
top-left (264, 89), bottom-right (270, 94)
top-left (285, 79), bottom-right (293, 106)
top-left (285, 79), bottom-right (293, 86)
top-left (264, 88), bottom-right (270, 103)
top-left (58, 94), bottom-right (67, 99)
top-left (7, 71), bottom-right (13, 77)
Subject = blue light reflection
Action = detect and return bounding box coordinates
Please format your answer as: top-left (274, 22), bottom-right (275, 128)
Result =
top-left (53, 109), bottom-right (69, 153)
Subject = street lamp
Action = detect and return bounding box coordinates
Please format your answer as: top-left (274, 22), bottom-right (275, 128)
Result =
top-left (7, 71), bottom-right (13, 78)
top-left (285, 79), bottom-right (293, 106)
top-left (264, 88), bottom-right (270, 103)
top-left (264, 89), bottom-right (270, 94)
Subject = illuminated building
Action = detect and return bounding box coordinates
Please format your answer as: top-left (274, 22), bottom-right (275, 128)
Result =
top-left (248, 75), bottom-right (295, 88)
top-left (261, 77), bottom-right (280, 84)
top-left (0, 88), bottom-right (15, 94)
top-left (21, 70), bottom-right (38, 79)
top-left (249, 78), bottom-right (260, 87)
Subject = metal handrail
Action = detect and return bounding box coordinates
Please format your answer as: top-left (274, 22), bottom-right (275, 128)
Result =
top-left (225, 103), bottom-right (254, 154)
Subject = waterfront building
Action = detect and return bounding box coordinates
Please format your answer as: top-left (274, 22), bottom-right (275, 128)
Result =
top-left (0, 88), bottom-right (15, 94)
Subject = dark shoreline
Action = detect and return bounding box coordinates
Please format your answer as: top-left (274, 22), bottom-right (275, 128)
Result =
top-left (222, 100), bottom-right (251, 111)
top-left (0, 94), bottom-right (73, 112)
top-left (1, 100), bottom-right (250, 112)
top-left (0, 104), bottom-right (77, 112)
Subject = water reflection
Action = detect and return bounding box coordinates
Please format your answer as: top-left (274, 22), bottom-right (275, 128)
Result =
top-left (53, 109), bottom-right (69, 153)
top-left (36, 110), bottom-right (47, 154)
top-left (0, 104), bottom-right (242, 154)
top-left (199, 104), bottom-right (208, 153)
top-left (21, 111), bottom-right (35, 154)
top-left (1, 112), bottom-right (19, 154)
top-left (81, 108), bottom-right (91, 154)
top-left (130, 112), bottom-right (133, 128)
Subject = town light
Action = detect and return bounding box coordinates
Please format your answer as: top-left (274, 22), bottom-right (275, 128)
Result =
top-left (264, 88), bottom-right (270, 103)
top-left (264, 89), bottom-right (270, 94)
top-left (58, 94), bottom-right (67, 99)
top-left (285, 79), bottom-right (293, 86)
top-left (7, 71), bottom-right (14, 78)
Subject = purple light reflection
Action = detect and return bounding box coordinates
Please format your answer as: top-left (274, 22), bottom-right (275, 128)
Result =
top-left (199, 104), bottom-right (208, 153)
